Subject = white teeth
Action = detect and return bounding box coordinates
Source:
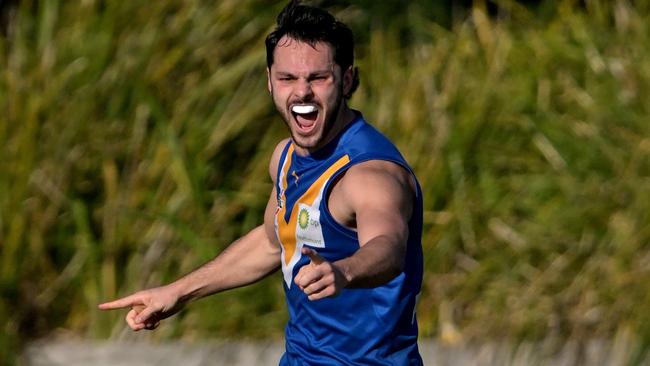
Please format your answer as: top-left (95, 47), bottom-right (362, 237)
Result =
top-left (291, 105), bottom-right (317, 114)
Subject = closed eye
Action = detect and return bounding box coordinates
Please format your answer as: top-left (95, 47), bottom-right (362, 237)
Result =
top-left (309, 75), bottom-right (329, 82)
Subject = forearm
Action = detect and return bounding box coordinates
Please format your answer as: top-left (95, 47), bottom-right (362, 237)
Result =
top-left (169, 225), bottom-right (280, 303)
top-left (334, 234), bottom-right (405, 289)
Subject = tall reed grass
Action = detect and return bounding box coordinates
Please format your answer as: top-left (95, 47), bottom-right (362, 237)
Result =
top-left (2, 0), bottom-right (650, 364)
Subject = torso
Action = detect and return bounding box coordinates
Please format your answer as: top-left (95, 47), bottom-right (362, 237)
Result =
top-left (273, 113), bottom-right (424, 365)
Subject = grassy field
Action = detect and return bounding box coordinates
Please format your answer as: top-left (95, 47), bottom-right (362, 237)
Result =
top-left (2, 0), bottom-right (650, 364)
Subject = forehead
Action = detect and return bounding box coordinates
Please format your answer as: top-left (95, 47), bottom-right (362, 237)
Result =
top-left (272, 36), bottom-right (335, 72)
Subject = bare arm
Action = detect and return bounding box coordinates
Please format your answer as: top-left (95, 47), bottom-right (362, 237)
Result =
top-left (333, 160), bottom-right (413, 287)
top-left (165, 189), bottom-right (281, 301)
top-left (294, 160), bottom-right (414, 300)
top-left (170, 139), bottom-right (289, 298)
top-left (98, 139), bottom-right (289, 330)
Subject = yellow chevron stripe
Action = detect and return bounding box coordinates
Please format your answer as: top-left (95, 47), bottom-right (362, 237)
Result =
top-left (276, 148), bottom-right (350, 265)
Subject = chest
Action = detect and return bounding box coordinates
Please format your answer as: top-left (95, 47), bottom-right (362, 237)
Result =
top-left (276, 155), bottom-right (354, 234)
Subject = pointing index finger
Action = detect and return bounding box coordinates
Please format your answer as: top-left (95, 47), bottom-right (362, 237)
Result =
top-left (98, 294), bottom-right (142, 310)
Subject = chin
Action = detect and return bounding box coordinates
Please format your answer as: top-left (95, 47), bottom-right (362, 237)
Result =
top-left (292, 133), bottom-right (322, 150)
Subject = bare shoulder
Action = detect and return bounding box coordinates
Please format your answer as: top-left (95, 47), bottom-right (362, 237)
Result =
top-left (337, 160), bottom-right (415, 219)
top-left (343, 160), bottom-right (415, 195)
top-left (268, 138), bottom-right (292, 183)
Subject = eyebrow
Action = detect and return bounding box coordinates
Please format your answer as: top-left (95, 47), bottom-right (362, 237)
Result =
top-left (274, 70), bottom-right (333, 78)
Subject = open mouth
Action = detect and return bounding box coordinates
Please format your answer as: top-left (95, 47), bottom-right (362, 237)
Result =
top-left (291, 104), bottom-right (319, 133)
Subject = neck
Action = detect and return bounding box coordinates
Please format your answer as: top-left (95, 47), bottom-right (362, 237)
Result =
top-left (324, 105), bottom-right (356, 146)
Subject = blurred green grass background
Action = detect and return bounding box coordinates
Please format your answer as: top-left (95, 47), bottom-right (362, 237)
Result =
top-left (2, 0), bottom-right (650, 364)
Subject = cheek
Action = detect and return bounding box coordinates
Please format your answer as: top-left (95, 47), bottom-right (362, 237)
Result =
top-left (270, 86), bottom-right (289, 106)
top-left (314, 83), bottom-right (338, 101)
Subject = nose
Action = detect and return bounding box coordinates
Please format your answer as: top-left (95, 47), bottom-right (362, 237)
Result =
top-left (294, 78), bottom-right (313, 100)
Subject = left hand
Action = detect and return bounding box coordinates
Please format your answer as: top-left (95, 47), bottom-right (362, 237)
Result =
top-left (294, 247), bottom-right (348, 301)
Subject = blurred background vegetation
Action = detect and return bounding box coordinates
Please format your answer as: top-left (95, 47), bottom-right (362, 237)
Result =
top-left (2, 0), bottom-right (650, 364)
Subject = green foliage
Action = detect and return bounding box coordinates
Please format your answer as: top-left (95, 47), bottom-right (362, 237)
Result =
top-left (2, 0), bottom-right (650, 364)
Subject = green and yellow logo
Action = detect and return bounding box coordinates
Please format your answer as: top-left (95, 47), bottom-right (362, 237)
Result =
top-left (298, 208), bottom-right (310, 229)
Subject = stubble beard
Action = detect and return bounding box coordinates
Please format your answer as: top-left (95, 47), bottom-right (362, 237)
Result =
top-left (273, 84), bottom-right (344, 152)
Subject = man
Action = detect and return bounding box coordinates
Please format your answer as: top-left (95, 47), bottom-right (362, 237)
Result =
top-left (99, 1), bottom-right (424, 364)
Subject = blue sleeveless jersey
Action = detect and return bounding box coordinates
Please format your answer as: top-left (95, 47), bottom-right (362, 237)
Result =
top-left (274, 113), bottom-right (424, 365)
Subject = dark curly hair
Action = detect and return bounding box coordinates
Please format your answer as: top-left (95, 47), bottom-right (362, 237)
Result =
top-left (265, 1), bottom-right (360, 99)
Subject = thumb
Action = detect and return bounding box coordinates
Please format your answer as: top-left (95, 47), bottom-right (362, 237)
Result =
top-left (134, 304), bottom-right (159, 324)
top-left (302, 247), bottom-right (324, 265)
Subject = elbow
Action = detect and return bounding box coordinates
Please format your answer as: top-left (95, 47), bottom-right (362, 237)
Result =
top-left (385, 257), bottom-right (404, 282)
top-left (380, 235), bottom-right (408, 284)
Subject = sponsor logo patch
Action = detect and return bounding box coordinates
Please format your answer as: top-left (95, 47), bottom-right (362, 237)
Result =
top-left (296, 203), bottom-right (324, 248)
top-left (298, 208), bottom-right (309, 229)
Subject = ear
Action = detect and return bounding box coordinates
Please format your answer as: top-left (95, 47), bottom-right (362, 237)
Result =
top-left (342, 66), bottom-right (353, 96)
top-left (267, 68), bottom-right (272, 94)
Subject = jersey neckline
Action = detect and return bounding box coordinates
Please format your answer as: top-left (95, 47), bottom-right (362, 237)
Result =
top-left (291, 110), bottom-right (364, 165)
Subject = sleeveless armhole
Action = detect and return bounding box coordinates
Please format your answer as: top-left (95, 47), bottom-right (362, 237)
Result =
top-left (320, 154), bottom-right (422, 241)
